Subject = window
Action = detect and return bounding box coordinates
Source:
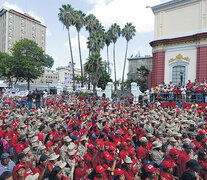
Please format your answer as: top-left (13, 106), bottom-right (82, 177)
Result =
top-left (172, 65), bottom-right (185, 85)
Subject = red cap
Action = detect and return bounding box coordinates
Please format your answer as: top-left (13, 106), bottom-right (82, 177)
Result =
top-left (145, 164), bottom-right (156, 173)
top-left (96, 165), bottom-right (106, 173)
top-left (128, 150), bottom-right (136, 156)
top-left (15, 163), bottom-right (26, 172)
top-left (122, 141), bottom-right (128, 146)
top-left (109, 146), bottom-right (116, 151)
top-left (77, 157), bottom-right (84, 163)
top-left (199, 130), bottom-right (206, 135)
top-left (161, 161), bottom-right (175, 168)
top-left (114, 168), bottom-right (124, 176)
top-left (103, 151), bottom-right (114, 161)
top-left (169, 148), bottom-right (180, 155)
top-left (125, 137), bottom-right (131, 141)
top-left (87, 144), bottom-right (95, 149)
top-left (94, 123), bottom-right (98, 127)
top-left (104, 126), bottom-right (110, 131)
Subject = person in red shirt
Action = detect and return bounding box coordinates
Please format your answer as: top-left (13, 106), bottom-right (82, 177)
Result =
top-left (94, 165), bottom-right (108, 180)
top-left (4, 125), bottom-right (14, 147)
top-left (137, 137), bottom-right (149, 162)
top-left (75, 157), bottom-right (92, 180)
top-left (11, 128), bottom-right (20, 148)
top-left (38, 125), bottom-right (45, 143)
top-left (113, 130), bottom-right (123, 148)
top-left (177, 143), bottom-right (192, 177)
top-left (15, 134), bottom-right (29, 155)
top-left (49, 166), bottom-right (67, 180)
top-left (160, 161), bottom-right (177, 180)
top-left (144, 164), bottom-right (157, 180)
top-left (13, 163), bottom-right (26, 180)
top-left (84, 144), bottom-right (99, 169)
top-left (114, 168), bottom-right (126, 180)
top-left (121, 156), bottom-right (138, 180)
top-left (33, 154), bottom-right (50, 180)
top-left (44, 133), bottom-right (53, 151)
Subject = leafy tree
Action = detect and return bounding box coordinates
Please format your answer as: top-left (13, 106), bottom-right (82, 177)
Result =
top-left (0, 52), bottom-right (14, 87)
top-left (98, 70), bottom-right (112, 90)
top-left (136, 65), bottom-right (150, 90)
top-left (84, 53), bottom-right (104, 95)
top-left (121, 23), bottom-right (136, 91)
top-left (123, 78), bottom-right (134, 90)
top-left (85, 14), bottom-right (99, 34)
top-left (73, 10), bottom-right (86, 87)
top-left (58, 4), bottom-right (76, 91)
top-left (108, 23), bottom-right (121, 91)
top-left (87, 31), bottom-right (105, 54)
top-left (11, 38), bottom-right (54, 90)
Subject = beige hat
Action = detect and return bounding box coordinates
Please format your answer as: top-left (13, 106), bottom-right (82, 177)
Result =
top-left (23, 147), bottom-right (31, 154)
top-left (80, 136), bottom-right (88, 141)
top-left (124, 156), bottom-right (133, 164)
top-left (31, 136), bottom-right (38, 143)
top-left (140, 137), bottom-right (148, 143)
top-left (169, 137), bottom-right (177, 142)
top-left (63, 136), bottom-right (72, 143)
top-left (152, 141), bottom-right (162, 149)
top-left (28, 132), bottom-right (35, 138)
top-left (19, 123), bottom-right (26, 128)
top-left (49, 153), bottom-right (60, 161)
top-left (25, 173), bottom-right (39, 180)
top-left (39, 145), bottom-right (46, 151)
top-left (32, 142), bottom-right (39, 148)
top-left (68, 143), bottom-right (76, 156)
top-left (146, 133), bottom-right (153, 138)
top-left (54, 161), bottom-right (67, 169)
top-left (173, 133), bottom-right (182, 138)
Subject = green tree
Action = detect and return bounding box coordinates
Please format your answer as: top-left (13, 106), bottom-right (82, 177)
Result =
top-left (87, 31), bottom-right (105, 54)
top-left (98, 70), bottom-right (112, 90)
top-left (136, 65), bottom-right (150, 90)
top-left (0, 52), bottom-right (14, 87)
top-left (104, 30), bottom-right (112, 74)
top-left (58, 4), bottom-right (76, 91)
top-left (108, 23), bottom-right (121, 91)
top-left (84, 53), bottom-right (104, 95)
top-left (73, 10), bottom-right (86, 87)
top-left (11, 38), bottom-right (54, 90)
top-left (85, 14), bottom-right (99, 34)
top-left (121, 23), bottom-right (136, 91)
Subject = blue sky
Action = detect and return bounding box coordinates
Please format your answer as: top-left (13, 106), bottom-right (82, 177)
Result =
top-left (0, 0), bottom-right (169, 80)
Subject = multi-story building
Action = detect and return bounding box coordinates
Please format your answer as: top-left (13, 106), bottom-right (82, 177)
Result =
top-left (149, 0), bottom-right (207, 88)
top-left (56, 66), bottom-right (82, 90)
top-left (33, 68), bottom-right (58, 84)
top-left (0, 8), bottom-right (46, 54)
top-left (127, 55), bottom-right (152, 80)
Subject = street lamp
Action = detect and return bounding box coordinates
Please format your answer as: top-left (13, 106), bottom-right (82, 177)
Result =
top-left (180, 72), bottom-right (183, 85)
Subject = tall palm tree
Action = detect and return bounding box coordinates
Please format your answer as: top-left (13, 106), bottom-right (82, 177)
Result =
top-left (108, 23), bottom-right (121, 91)
top-left (104, 30), bottom-right (112, 74)
top-left (58, 4), bottom-right (76, 91)
top-left (73, 10), bottom-right (85, 87)
top-left (84, 52), bottom-right (104, 95)
top-left (121, 23), bottom-right (136, 91)
top-left (85, 14), bottom-right (99, 34)
top-left (87, 31), bottom-right (105, 54)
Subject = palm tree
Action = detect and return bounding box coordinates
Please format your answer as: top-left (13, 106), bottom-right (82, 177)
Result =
top-left (84, 53), bottom-right (104, 95)
top-left (87, 31), bottom-right (105, 54)
top-left (121, 23), bottom-right (136, 91)
top-left (85, 14), bottom-right (99, 34)
top-left (108, 23), bottom-right (121, 91)
top-left (58, 4), bottom-right (76, 91)
top-left (104, 30), bottom-right (112, 74)
top-left (73, 10), bottom-right (85, 87)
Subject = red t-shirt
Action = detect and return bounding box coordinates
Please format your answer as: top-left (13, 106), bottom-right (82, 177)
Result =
top-left (122, 168), bottom-right (136, 180)
top-left (177, 151), bottom-right (190, 176)
top-left (38, 134), bottom-right (44, 142)
top-left (93, 173), bottom-right (107, 180)
top-left (75, 164), bottom-right (89, 180)
top-left (137, 145), bottom-right (147, 160)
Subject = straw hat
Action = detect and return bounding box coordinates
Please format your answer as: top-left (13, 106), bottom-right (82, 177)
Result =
top-left (49, 153), bottom-right (59, 161)
top-left (152, 141), bottom-right (162, 149)
top-left (124, 156), bottom-right (133, 164)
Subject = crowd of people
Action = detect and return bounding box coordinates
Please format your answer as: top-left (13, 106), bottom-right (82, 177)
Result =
top-left (0, 93), bottom-right (206, 180)
top-left (147, 80), bottom-right (207, 104)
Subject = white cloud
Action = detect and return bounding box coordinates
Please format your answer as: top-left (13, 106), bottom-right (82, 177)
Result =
top-left (46, 29), bottom-right (52, 37)
top-left (2, 1), bottom-right (23, 13)
top-left (65, 35), bottom-right (88, 51)
top-left (88, 0), bottom-right (169, 33)
top-left (2, 1), bottom-right (45, 24)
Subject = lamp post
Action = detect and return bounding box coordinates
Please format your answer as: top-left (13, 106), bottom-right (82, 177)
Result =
top-left (180, 72), bottom-right (183, 85)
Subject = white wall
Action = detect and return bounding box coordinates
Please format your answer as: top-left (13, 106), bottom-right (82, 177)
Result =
top-left (154, 0), bottom-right (207, 39)
top-left (164, 45), bottom-right (197, 84)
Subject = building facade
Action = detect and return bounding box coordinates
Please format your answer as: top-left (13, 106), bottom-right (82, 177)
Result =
top-left (149, 0), bottom-right (207, 88)
top-left (127, 55), bottom-right (152, 80)
top-left (0, 9), bottom-right (46, 54)
top-left (33, 68), bottom-right (58, 84)
top-left (56, 66), bottom-right (81, 90)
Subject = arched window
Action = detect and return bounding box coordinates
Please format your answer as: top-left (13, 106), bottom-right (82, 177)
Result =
top-left (172, 65), bottom-right (185, 85)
